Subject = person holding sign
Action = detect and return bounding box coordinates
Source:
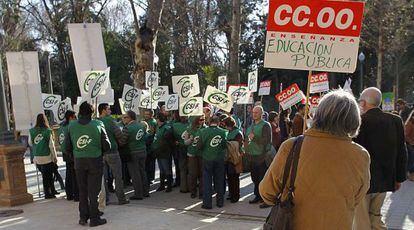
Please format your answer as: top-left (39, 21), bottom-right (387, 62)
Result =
top-left (246, 106), bottom-right (272, 206)
top-left (98, 104), bottom-right (129, 205)
top-left (29, 114), bottom-right (58, 199)
top-left (65, 102), bottom-right (110, 227)
top-left (59, 110), bottom-right (79, 201)
top-left (152, 113), bottom-right (175, 192)
top-left (119, 111), bottom-right (150, 200)
top-left (198, 116), bottom-right (228, 209)
top-left (172, 114), bottom-right (190, 193)
top-left (184, 115), bottom-right (207, 199)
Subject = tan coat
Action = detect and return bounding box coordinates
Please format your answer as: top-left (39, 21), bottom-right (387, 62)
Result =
top-left (259, 128), bottom-right (370, 230)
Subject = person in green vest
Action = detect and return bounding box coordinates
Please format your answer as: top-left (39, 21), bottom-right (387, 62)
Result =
top-left (225, 108), bottom-right (241, 129)
top-left (65, 102), bottom-right (110, 227)
top-left (246, 105), bottom-right (272, 207)
top-left (29, 113), bottom-right (58, 199)
top-left (223, 116), bottom-right (244, 203)
top-left (172, 112), bottom-right (189, 193)
top-left (152, 112), bottom-right (174, 192)
top-left (59, 110), bottom-right (79, 201)
top-left (144, 109), bottom-right (157, 185)
top-left (98, 103), bottom-right (129, 205)
top-left (119, 110), bottom-right (150, 200)
top-left (198, 116), bottom-right (228, 209)
top-left (184, 115), bottom-right (206, 199)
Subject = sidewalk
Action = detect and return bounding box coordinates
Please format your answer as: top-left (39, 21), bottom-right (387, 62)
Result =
top-left (1, 155), bottom-right (414, 229)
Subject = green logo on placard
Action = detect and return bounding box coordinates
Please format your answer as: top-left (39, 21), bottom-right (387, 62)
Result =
top-left (178, 77), bottom-right (193, 98)
top-left (43, 95), bottom-right (58, 109)
top-left (207, 92), bottom-right (230, 105)
top-left (232, 88), bottom-right (247, 99)
top-left (91, 74), bottom-right (107, 98)
top-left (182, 98), bottom-right (199, 115)
top-left (84, 72), bottom-right (98, 93)
top-left (57, 102), bottom-right (67, 121)
top-left (125, 88), bottom-right (138, 102)
top-left (166, 95), bottom-right (177, 110)
top-left (152, 87), bottom-right (165, 101)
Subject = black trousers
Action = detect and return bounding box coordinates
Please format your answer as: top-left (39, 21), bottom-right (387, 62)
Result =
top-left (145, 152), bottom-right (156, 182)
top-left (251, 159), bottom-right (267, 198)
top-left (75, 157), bottom-right (103, 221)
top-left (65, 161), bottom-right (79, 199)
top-left (226, 163), bottom-right (240, 202)
top-left (37, 162), bottom-right (55, 197)
top-left (173, 148), bottom-right (180, 185)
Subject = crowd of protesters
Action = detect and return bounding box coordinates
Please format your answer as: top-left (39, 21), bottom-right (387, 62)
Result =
top-left (26, 87), bottom-right (413, 228)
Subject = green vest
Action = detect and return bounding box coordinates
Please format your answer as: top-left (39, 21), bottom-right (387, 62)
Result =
top-left (187, 125), bottom-right (206, 156)
top-left (126, 121), bottom-right (147, 153)
top-left (146, 118), bottom-right (157, 135)
top-left (246, 120), bottom-right (270, 156)
top-left (29, 127), bottom-right (51, 156)
top-left (99, 116), bottom-right (118, 151)
top-left (172, 121), bottom-right (189, 145)
top-left (152, 123), bottom-right (172, 152)
top-left (200, 126), bottom-right (228, 161)
top-left (232, 114), bottom-right (242, 129)
top-left (58, 124), bottom-right (68, 151)
top-left (68, 120), bottom-right (104, 158)
top-left (227, 128), bottom-right (243, 141)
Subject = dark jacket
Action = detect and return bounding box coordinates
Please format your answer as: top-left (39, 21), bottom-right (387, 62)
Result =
top-left (355, 108), bottom-right (407, 193)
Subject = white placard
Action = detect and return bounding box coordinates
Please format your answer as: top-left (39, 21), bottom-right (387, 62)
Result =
top-left (53, 97), bottom-right (72, 124)
top-left (165, 94), bottom-right (179, 111)
top-left (310, 73), bottom-right (329, 94)
top-left (248, 70), bottom-right (258, 92)
top-left (179, 97), bottom-right (203, 117)
top-left (80, 67), bottom-right (110, 99)
top-left (119, 98), bottom-right (140, 115)
top-left (258, 80), bottom-right (272, 96)
top-left (6, 52), bottom-right (43, 130)
top-left (172, 74), bottom-right (200, 99)
top-left (41, 93), bottom-right (62, 111)
top-left (97, 88), bottom-right (114, 105)
top-left (145, 71), bottom-right (159, 89)
top-left (138, 90), bottom-right (158, 109)
top-left (203, 86), bottom-right (233, 113)
top-left (276, 84), bottom-right (305, 110)
top-left (88, 68), bottom-right (110, 100)
top-left (218, 76), bottom-right (227, 92)
top-left (151, 86), bottom-right (169, 102)
top-left (227, 86), bottom-right (252, 104)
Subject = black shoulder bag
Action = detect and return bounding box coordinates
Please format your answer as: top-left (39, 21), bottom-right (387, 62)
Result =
top-left (263, 135), bottom-right (304, 230)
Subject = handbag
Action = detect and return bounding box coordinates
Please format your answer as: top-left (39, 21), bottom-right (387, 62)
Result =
top-left (263, 135), bottom-right (304, 230)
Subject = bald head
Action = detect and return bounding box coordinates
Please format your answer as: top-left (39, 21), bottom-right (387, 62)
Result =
top-left (359, 87), bottom-right (382, 113)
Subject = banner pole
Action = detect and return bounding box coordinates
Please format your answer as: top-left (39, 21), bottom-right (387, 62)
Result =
top-left (303, 70), bottom-right (312, 134)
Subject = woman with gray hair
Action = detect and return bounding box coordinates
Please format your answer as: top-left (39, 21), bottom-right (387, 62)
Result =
top-left (259, 89), bottom-right (370, 230)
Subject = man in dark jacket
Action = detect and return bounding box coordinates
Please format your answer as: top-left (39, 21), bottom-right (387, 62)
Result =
top-left (65, 102), bottom-right (111, 227)
top-left (354, 87), bottom-right (407, 230)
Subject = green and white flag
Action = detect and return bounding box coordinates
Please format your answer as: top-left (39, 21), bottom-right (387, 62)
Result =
top-left (165, 94), bottom-right (179, 111)
top-left (227, 86), bottom-right (252, 104)
top-left (203, 85), bottom-right (233, 113)
top-left (145, 71), bottom-right (159, 89)
top-left (172, 74), bottom-right (200, 99)
top-left (179, 97), bottom-right (203, 117)
top-left (41, 94), bottom-right (61, 111)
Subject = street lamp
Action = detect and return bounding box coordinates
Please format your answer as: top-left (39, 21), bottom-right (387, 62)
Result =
top-left (358, 52), bottom-right (365, 95)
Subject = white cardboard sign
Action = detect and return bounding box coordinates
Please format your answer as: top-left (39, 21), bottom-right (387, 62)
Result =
top-left (6, 52), bottom-right (43, 130)
top-left (41, 94), bottom-right (62, 111)
top-left (151, 86), bottom-right (169, 102)
top-left (172, 74), bottom-right (200, 99)
top-left (165, 94), bottom-right (179, 111)
top-left (88, 68), bottom-right (110, 100)
top-left (275, 84), bottom-right (305, 110)
top-left (203, 86), bottom-right (233, 113)
top-left (80, 67), bottom-right (110, 98)
top-left (227, 86), bottom-right (252, 104)
top-left (179, 97), bottom-right (203, 117)
top-left (53, 97), bottom-right (72, 124)
top-left (138, 90), bottom-right (158, 109)
top-left (248, 70), bottom-right (258, 92)
top-left (145, 71), bottom-right (159, 89)
top-left (218, 76), bottom-right (227, 92)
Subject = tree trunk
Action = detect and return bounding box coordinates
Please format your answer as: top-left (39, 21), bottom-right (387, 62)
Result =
top-left (228, 0), bottom-right (241, 84)
top-left (133, 0), bottom-right (165, 89)
top-left (172, 0), bottom-right (190, 74)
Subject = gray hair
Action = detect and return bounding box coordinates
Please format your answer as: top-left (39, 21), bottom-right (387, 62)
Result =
top-left (312, 89), bottom-right (361, 138)
top-left (253, 105), bottom-right (264, 114)
top-left (360, 87), bottom-right (382, 107)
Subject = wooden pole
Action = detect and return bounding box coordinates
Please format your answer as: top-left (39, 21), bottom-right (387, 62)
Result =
top-left (303, 70), bottom-right (312, 134)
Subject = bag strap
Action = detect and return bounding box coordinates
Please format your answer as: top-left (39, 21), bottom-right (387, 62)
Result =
top-left (278, 136), bottom-right (303, 199)
top-left (287, 135), bottom-right (304, 194)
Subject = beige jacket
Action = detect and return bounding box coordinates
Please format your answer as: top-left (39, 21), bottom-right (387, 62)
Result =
top-left (259, 128), bottom-right (370, 230)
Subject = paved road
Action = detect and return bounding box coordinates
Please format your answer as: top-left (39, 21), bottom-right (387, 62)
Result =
top-left (1, 153), bottom-right (414, 229)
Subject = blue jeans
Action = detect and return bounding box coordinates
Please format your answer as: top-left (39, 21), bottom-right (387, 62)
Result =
top-left (202, 159), bottom-right (225, 208)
